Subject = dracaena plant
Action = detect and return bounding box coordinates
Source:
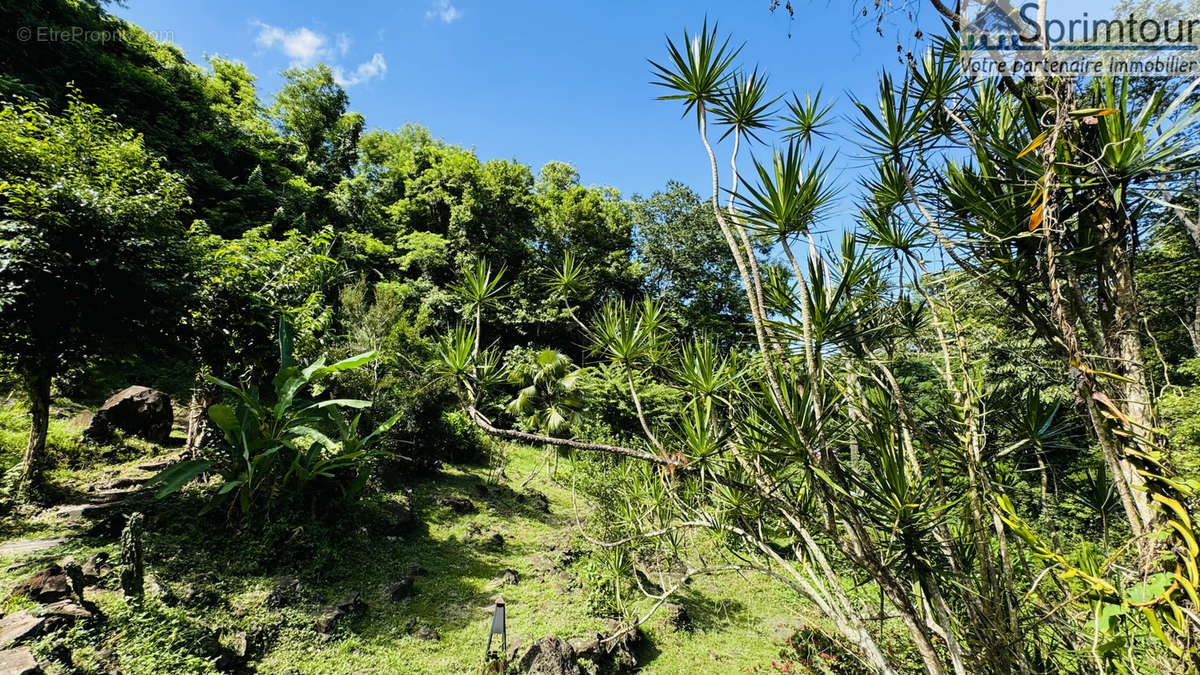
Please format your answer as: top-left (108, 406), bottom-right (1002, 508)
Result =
top-left (438, 20), bottom-right (1200, 675)
top-left (151, 319), bottom-right (401, 518)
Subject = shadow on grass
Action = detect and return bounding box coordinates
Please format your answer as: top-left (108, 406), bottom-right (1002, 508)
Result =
top-left (676, 588), bottom-right (748, 634)
top-left (73, 467), bottom-right (575, 652)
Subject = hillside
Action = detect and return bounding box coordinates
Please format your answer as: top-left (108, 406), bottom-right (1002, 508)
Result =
top-left (0, 403), bottom-right (827, 674)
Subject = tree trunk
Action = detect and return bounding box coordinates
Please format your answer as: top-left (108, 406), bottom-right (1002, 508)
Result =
top-left (1176, 201), bottom-right (1200, 358)
top-left (1096, 208), bottom-right (1158, 531)
top-left (183, 378), bottom-right (217, 459)
top-left (19, 370), bottom-right (52, 493)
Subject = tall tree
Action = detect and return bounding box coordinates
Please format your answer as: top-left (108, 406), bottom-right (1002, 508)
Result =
top-left (0, 97), bottom-right (187, 491)
top-left (634, 181), bottom-right (752, 346)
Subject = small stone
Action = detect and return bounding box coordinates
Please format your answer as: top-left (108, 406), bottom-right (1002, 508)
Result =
top-left (41, 601), bottom-right (94, 621)
top-left (381, 577), bottom-right (415, 601)
top-left (228, 631), bottom-right (249, 658)
top-left (0, 648), bottom-right (41, 675)
top-left (435, 496), bottom-right (476, 514)
top-left (80, 553), bottom-right (111, 586)
top-left (496, 569), bottom-right (520, 586)
top-left (314, 593), bottom-right (365, 635)
top-left (266, 575), bottom-right (304, 609)
top-left (411, 624), bottom-right (439, 641)
top-left (314, 609), bottom-right (343, 635)
top-left (567, 635), bottom-right (601, 660)
top-left (179, 583), bottom-right (219, 608)
top-left (335, 592), bottom-right (365, 615)
top-left (484, 533), bottom-right (505, 551)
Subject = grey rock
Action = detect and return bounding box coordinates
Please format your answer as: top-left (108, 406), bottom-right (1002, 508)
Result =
top-left (0, 612), bottom-right (44, 649)
top-left (0, 648), bottom-right (41, 675)
top-left (266, 575), bottom-right (305, 609)
top-left (314, 592), bottom-right (365, 634)
top-left (0, 538), bottom-right (69, 558)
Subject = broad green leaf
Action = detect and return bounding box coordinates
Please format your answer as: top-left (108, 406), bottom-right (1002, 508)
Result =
top-left (148, 460), bottom-right (213, 499)
top-left (208, 403), bottom-right (240, 433)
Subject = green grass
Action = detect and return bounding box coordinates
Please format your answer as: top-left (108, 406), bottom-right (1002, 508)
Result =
top-left (0, 431), bottom-right (823, 674)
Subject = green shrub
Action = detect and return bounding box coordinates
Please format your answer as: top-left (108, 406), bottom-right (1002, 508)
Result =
top-left (151, 321), bottom-right (401, 518)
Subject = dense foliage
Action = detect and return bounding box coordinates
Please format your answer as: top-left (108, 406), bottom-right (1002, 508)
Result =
top-left (5, 1), bottom-right (1200, 673)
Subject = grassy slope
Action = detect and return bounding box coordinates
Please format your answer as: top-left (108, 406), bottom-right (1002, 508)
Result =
top-left (0, 403), bottom-right (815, 674)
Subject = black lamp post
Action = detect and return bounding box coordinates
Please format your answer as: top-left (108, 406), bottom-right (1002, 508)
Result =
top-left (485, 597), bottom-right (506, 670)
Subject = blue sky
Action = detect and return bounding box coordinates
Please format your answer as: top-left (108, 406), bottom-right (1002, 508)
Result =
top-left (110, 1), bottom-right (1099, 216)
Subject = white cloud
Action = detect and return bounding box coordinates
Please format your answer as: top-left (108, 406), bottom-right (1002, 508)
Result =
top-left (254, 22), bottom-right (329, 66)
top-left (334, 53), bottom-right (387, 86)
top-left (426, 0), bottom-right (461, 24)
top-left (252, 21), bottom-right (385, 86)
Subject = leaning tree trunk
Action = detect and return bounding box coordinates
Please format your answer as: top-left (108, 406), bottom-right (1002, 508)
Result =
top-left (19, 370), bottom-right (52, 493)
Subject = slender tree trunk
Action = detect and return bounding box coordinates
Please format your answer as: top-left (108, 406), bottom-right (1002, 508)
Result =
top-left (1175, 200), bottom-right (1200, 358)
top-left (19, 370), bottom-right (52, 493)
top-left (1096, 207), bottom-right (1158, 531)
top-left (183, 376), bottom-right (217, 459)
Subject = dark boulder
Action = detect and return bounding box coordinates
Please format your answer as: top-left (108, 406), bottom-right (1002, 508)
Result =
top-left (516, 637), bottom-right (581, 675)
top-left (8, 565), bottom-right (71, 603)
top-left (90, 386), bottom-right (173, 444)
top-left (73, 411), bottom-right (114, 444)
